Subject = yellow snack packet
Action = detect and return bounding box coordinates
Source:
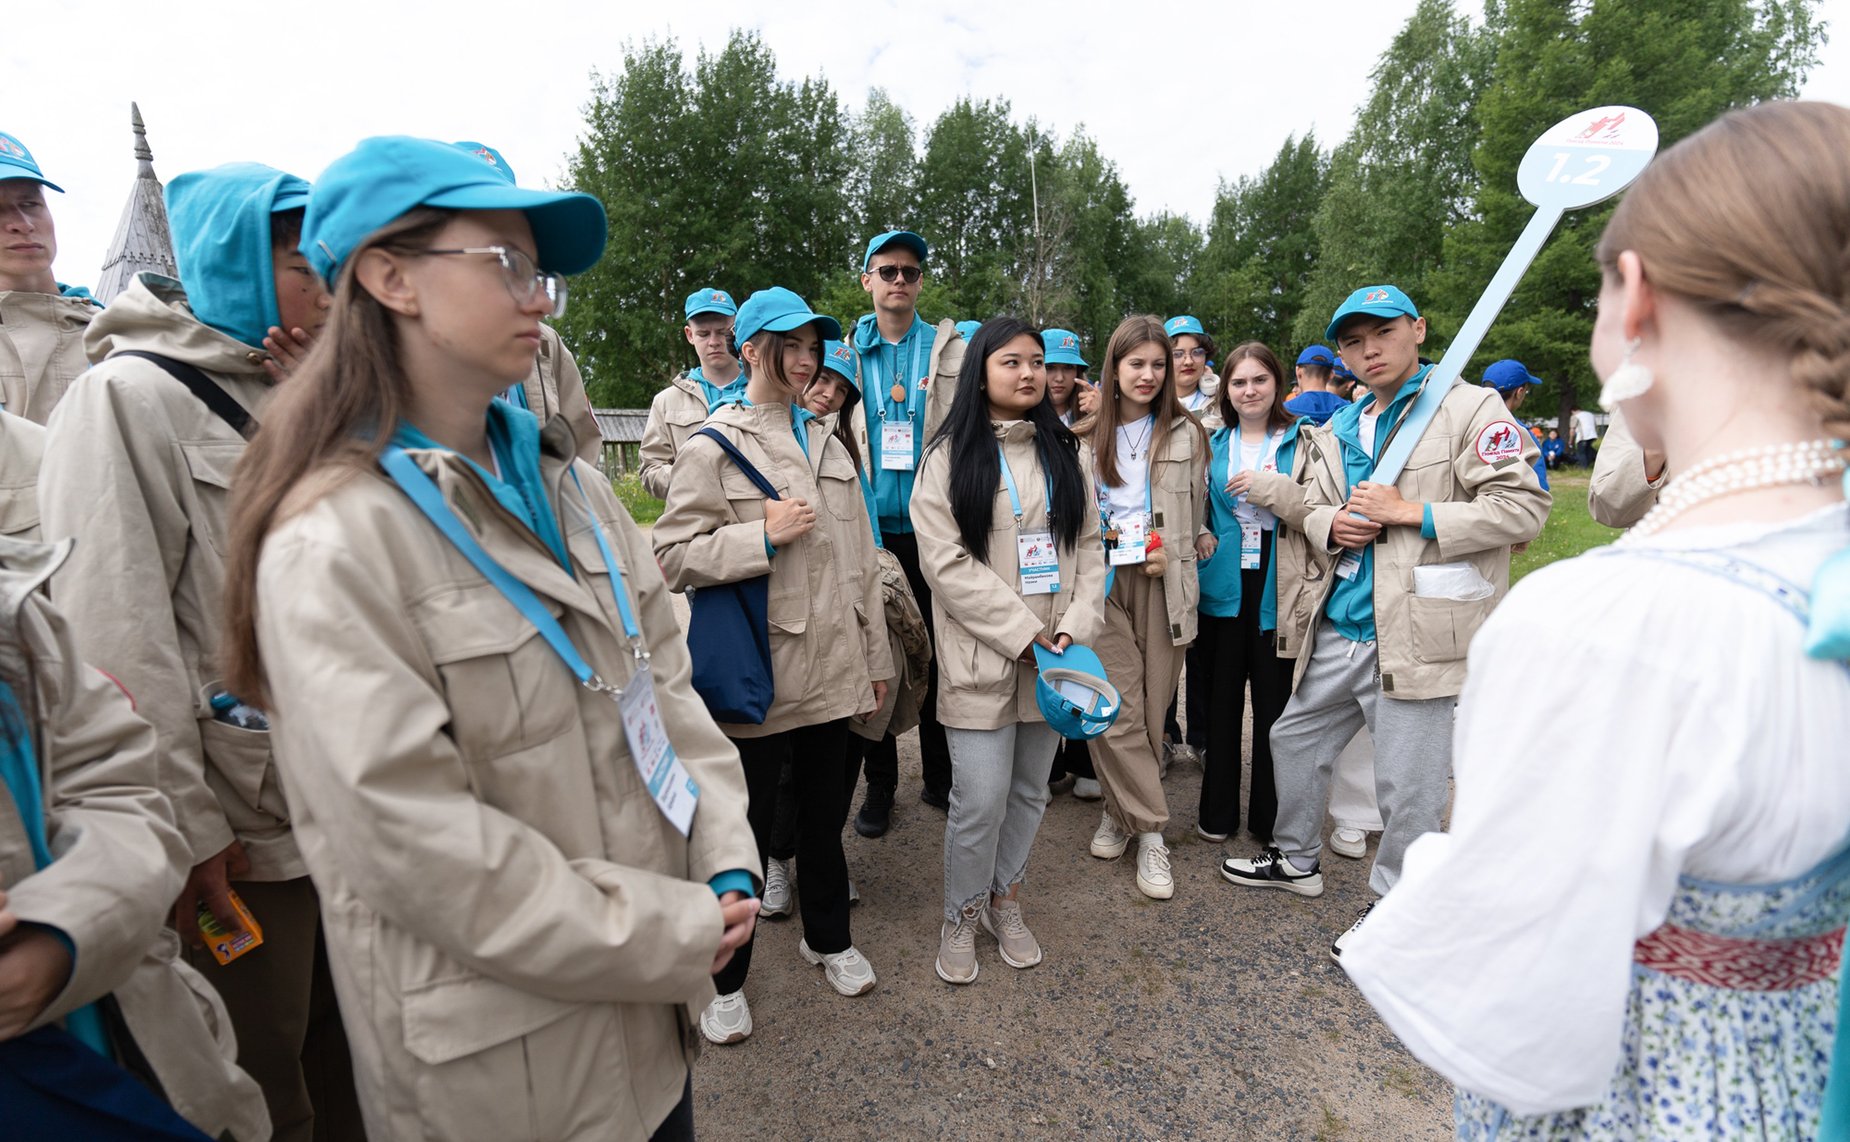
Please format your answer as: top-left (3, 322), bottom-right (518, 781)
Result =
top-left (197, 889), bottom-right (264, 965)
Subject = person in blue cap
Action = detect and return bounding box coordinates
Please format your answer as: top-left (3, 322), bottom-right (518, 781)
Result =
top-left (1482, 358), bottom-right (1550, 491)
top-left (1285, 345), bottom-right (1350, 425)
top-left (955, 319), bottom-right (982, 341)
top-left (655, 286), bottom-right (893, 1041)
top-left (0, 130), bottom-right (101, 424)
top-left (214, 136), bottom-right (759, 1140)
top-left (39, 160), bottom-right (360, 1142)
top-left (1331, 356), bottom-right (1362, 402)
top-left (1040, 327), bottom-right (1102, 798)
top-left (452, 142), bottom-right (602, 465)
top-left (846, 229), bottom-right (967, 834)
top-left (638, 286), bottom-right (744, 500)
top-left (1159, 316), bottom-right (1216, 772)
top-left (1164, 314), bottom-right (1219, 419)
top-left (1220, 283), bottom-right (1549, 963)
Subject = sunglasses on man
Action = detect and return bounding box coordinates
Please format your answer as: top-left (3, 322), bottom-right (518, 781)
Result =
top-left (871, 265), bottom-right (923, 284)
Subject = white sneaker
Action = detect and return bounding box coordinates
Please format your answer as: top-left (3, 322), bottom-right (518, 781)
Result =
top-left (762, 857), bottom-right (794, 918)
top-left (936, 907), bottom-right (980, 984)
top-left (1135, 835), bottom-right (1174, 900)
top-left (1332, 901), bottom-right (1376, 962)
top-left (799, 939), bottom-right (877, 996)
top-left (1089, 810), bottom-right (1130, 860)
top-left (1330, 827), bottom-right (1368, 859)
top-left (1072, 777), bottom-right (1103, 801)
top-left (698, 990), bottom-right (752, 1045)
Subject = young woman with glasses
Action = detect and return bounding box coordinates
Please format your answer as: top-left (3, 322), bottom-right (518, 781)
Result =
top-left (219, 137), bottom-right (758, 1141)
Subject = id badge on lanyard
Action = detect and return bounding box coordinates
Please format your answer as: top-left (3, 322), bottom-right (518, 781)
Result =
top-left (1335, 550), bottom-right (1364, 581)
top-left (1232, 427), bottom-right (1283, 571)
top-left (999, 444), bottom-right (1060, 593)
top-left (1107, 513), bottom-right (1149, 566)
top-left (1238, 519), bottom-right (1264, 569)
top-left (876, 334), bottom-right (927, 472)
top-left (378, 447), bottom-right (701, 835)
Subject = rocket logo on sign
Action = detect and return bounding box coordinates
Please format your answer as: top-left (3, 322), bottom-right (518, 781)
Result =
top-left (1475, 421), bottom-right (1525, 464)
top-left (1576, 112), bottom-right (1626, 141)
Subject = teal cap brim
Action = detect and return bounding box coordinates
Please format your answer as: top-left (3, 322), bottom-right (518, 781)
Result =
top-left (0, 172), bottom-right (62, 193)
top-left (758, 310), bottom-right (843, 341)
top-left (423, 183), bottom-right (608, 276)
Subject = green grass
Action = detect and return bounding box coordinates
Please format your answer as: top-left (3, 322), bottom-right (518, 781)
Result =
top-left (611, 473), bottom-right (664, 526)
top-left (1511, 469), bottom-right (1621, 583)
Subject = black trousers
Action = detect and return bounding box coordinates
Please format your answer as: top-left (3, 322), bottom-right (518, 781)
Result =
top-left (1196, 552), bottom-right (1292, 840)
top-left (649, 1074), bottom-right (694, 1142)
top-left (859, 530), bottom-right (952, 797)
top-left (1163, 642), bottom-right (1208, 749)
top-left (1047, 735), bottom-right (1095, 781)
top-left (714, 719), bottom-right (853, 995)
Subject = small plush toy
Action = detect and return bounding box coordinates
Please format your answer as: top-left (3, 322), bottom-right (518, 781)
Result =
top-left (1141, 529), bottom-right (1167, 577)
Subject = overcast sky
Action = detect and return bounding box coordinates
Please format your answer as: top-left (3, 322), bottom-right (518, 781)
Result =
top-left (9, 0), bottom-right (1848, 284)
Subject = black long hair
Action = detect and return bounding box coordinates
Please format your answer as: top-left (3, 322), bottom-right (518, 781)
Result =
top-left (925, 317), bottom-right (1087, 565)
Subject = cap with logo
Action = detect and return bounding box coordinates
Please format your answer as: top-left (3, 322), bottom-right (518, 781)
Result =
top-left (1164, 315), bottom-right (1206, 340)
top-left (452, 141), bottom-right (516, 185)
top-left (1325, 284), bottom-right (1420, 340)
top-left (1483, 358), bottom-right (1542, 393)
top-left (1042, 328), bottom-right (1088, 369)
top-left (955, 320), bottom-right (981, 341)
top-left (821, 339), bottom-right (857, 381)
top-left (1296, 345), bottom-right (1335, 367)
top-left (685, 287), bottom-right (737, 321)
top-left (862, 230), bottom-right (929, 271)
top-left (0, 132), bottom-right (62, 192)
top-left (1332, 359), bottom-right (1358, 384)
top-left (734, 286), bottom-right (842, 347)
top-left (302, 136), bottom-right (607, 285)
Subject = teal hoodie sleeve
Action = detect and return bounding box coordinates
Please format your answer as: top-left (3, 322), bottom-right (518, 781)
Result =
top-left (165, 163), bottom-right (311, 351)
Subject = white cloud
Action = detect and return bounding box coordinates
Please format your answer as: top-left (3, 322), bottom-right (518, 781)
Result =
top-left (7, 0), bottom-right (1846, 286)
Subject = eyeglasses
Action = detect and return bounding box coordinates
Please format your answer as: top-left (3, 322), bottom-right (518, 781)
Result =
top-left (1170, 348), bottom-right (1208, 362)
top-left (872, 264), bottom-right (923, 284)
top-left (410, 246), bottom-right (568, 318)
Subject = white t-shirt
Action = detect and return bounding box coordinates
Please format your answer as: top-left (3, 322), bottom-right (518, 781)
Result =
top-left (1572, 409), bottom-right (1598, 443)
top-left (1181, 388), bottom-right (1213, 413)
top-left (1342, 505), bottom-right (1850, 1117)
top-left (1357, 409), bottom-right (1382, 461)
top-left (1102, 415), bottom-right (1155, 524)
top-left (1233, 429), bottom-right (1284, 529)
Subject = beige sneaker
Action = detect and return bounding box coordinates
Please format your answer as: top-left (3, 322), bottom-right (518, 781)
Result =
top-left (981, 898), bottom-right (1043, 969)
top-left (1089, 810), bottom-right (1130, 859)
top-left (936, 906), bottom-right (980, 984)
top-left (1135, 835), bottom-right (1175, 900)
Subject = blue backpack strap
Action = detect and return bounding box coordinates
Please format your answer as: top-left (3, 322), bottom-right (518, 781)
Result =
top-left (694, 427), bottom-right (780, 501)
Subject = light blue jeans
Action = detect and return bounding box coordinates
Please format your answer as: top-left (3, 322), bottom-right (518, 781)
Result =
top-left (943, 721), bottom-right (1062, 921)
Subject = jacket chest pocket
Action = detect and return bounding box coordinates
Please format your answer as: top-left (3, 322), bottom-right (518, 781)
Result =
top-left (179, 441), bottom-right (242, 557)
top-left (412, 584), bottom-right (580, 762)
top-left (1401, 434), bottom-right (1457, 502)
top-left (667, 404), bottom-right (707, 447)
top-left (718, 467), bottom-right (778, 516)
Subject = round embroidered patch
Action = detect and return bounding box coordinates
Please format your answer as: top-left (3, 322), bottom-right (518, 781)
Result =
top-left (1475, 420), bottom-right (1526, 463)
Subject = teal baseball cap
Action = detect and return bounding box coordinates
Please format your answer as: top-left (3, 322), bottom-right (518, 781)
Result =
top-left (452, 141), bottom-right (517, 185)
top-left (955, 320), bottom-right (981, 340)
top-left (302, 136), bottom-right (607, 285)
top-left (0, 132), bottom-right (62, 192)
top-left (734, 286), bottom-right (842, 346)
top-left (685, 287), bottom-right (737, 320)
top-left (1042, 328), bottom-right (1088, 368)
top-left (862, 229), bottom-right (928, 270)
top-left (1326, 284), bottom-right (1420, 340)
top-left (1164, 315), bottom-right (1206, 340)
top-left (821, 339), bottom-right (857, 381)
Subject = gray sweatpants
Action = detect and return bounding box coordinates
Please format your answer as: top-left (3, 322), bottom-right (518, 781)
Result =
top-left (1270, 620), bottom-right (1454, 896)
top-left (943, 721), bottom-right (1062, 921)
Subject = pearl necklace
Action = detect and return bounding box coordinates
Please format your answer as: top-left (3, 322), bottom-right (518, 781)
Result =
top-left (1623, 438), bottom-right (1845, 542)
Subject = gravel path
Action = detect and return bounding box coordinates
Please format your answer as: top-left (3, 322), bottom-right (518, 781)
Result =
top-left (665, 575), bottom-right (1453, 1140)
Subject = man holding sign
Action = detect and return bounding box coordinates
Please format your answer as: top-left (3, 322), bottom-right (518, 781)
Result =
top-left (1220, 284), bottom-right (1549, 957)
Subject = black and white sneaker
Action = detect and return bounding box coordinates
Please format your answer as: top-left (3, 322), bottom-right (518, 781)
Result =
top-left (1219, 846), bottom-right (1324, 897)
top-left (1331, 901), bottom-right (1376, 962)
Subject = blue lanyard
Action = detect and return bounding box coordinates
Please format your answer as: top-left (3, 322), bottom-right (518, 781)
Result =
top-left (997, 442), bottom-right (1056, 527)
top-left (874, 331), bottom-right (928, 422)
top-left (379, 446), bottom-right (645, 696)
